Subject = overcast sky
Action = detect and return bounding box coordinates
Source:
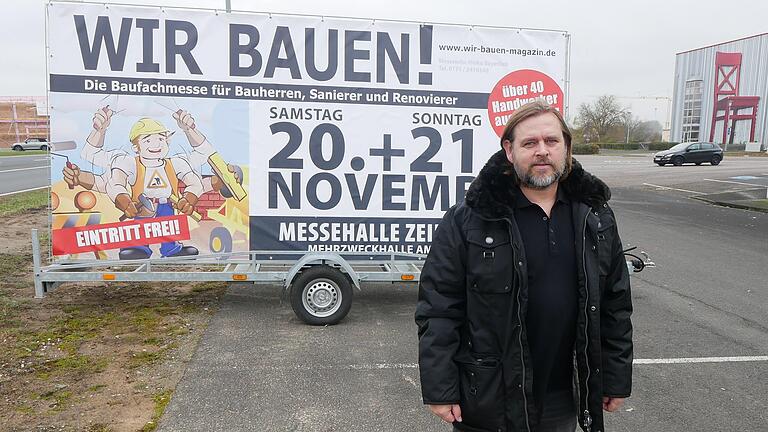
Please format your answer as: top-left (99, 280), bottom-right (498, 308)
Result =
top-left (2, 0), bottom-right (767, 124)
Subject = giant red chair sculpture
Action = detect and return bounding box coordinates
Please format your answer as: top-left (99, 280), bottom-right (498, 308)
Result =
top-left (709, 52), bottom-right (759, 145)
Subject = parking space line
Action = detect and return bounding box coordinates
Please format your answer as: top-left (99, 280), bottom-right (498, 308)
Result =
top-left (268, 356), bottom-right (768, 372)
top-left (634, 356), bottom-right (768, 364)
top-left (704, 178), bottom-right (766, 187)
top-left (642, 183), bottom-right (703, 194)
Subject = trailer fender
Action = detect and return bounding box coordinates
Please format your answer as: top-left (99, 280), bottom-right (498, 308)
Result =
top-left (284, 253), bottom-right (361, 291)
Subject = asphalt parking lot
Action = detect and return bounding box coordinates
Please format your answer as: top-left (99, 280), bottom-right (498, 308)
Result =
top-left (159, 154), bottom-right (768, 432)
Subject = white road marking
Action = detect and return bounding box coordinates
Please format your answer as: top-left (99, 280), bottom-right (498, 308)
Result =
top-left (0, 166), bottom-right (48, 174)
top-left (633, 356), bottom-right (768, 364)
top-left (306, 356), bottom-right (768, 371)
top-left (403, 374), bottom-right (419, 389)
top-left (704, 178), bottom-right (765, 187)
top-left (0, 186), bottom-right (48, 197)
top-left (642, 183), bottom-right (703, 194)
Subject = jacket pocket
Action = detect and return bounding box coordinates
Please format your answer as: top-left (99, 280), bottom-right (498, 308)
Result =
top-left (458, 356), bottom-right (506, 431)
top-left (466, 229), bottom-right (513, 294)
top-left (596, 222), bottom-right (616, 277)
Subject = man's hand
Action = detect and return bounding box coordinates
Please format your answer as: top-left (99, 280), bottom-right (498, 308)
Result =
top-left (429, 404), bottom-right (462, 423)
top-left (115, 193), bottom-right (139, 219)
top-left (602, 397), bottom-right (625, 412)
top-left (173, 109), bottom-right (195, 132)
top-left (63, 163), bottom-right (96, 190)
top-left (175, 191), bottom-right (198, 216)
top-left (227, 164), bottom-right (243, 184)
top-left (62, 163), bottom-right (81, 189)
top-left (210, 164), bottom-right (243, 194)
top-left (92, 106), bottom-right (113, 133)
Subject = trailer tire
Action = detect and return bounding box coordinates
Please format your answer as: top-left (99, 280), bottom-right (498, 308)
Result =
top-left (290, 265), bottom-right (352, 325)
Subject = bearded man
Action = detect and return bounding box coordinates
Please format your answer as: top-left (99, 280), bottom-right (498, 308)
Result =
top-left (416, 100), bottom-right (633, 432)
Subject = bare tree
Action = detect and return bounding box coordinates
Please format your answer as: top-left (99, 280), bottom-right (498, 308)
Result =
top-left (633, 120), bottom-right (663, 142)
top-left (576, 95), bottom-right (628, 142)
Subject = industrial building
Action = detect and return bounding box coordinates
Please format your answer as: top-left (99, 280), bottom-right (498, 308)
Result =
top-left (671, 33), bottom-right (768, 150)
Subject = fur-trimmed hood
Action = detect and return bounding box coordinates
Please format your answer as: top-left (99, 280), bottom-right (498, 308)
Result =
top-left (465, 150), bottom-right (611, 219)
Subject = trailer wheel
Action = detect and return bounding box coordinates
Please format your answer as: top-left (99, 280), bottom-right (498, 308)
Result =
top-left (290, 265), bottom-right (352, 325)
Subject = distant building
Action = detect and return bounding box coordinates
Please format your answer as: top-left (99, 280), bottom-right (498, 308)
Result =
top-left (0, 96), bottom-right (49, 148)
top-left (671, 33), bottom-right (767, 150)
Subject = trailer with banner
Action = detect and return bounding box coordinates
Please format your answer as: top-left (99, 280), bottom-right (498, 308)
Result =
top-left (36, 1), bottom-right (574, 324)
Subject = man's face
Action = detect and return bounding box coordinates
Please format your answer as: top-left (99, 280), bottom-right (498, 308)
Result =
top-left (502, 112), bottom-right (567, 190)
top-left (137, 133), bottom-right (170, 160)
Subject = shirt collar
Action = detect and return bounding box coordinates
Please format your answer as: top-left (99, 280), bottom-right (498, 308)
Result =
top-left (515, 184), bottom-right (570, 209)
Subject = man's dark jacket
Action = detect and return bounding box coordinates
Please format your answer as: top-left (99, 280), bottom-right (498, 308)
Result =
top-left (415, 150), bottom-right (633, 432)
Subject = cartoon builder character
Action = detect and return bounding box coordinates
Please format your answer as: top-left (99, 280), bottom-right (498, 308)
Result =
top-left (107, 115), bottom-right (204, 260)
top-left (64, 107), bottom-right (243, 201)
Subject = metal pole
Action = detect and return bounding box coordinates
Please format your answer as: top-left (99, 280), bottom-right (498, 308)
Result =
top-left (625, 112), bottom-right (632, 144)
top-left (32, 229), bottom-right (45, 298)
top-left (225, 0), bottom-right (231, 13)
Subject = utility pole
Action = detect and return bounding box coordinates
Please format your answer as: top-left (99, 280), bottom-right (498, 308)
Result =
top-left (625, 111), bottom-right (632, 144)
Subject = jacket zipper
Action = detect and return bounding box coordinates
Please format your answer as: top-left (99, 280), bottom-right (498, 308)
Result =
top-left (474, 212), bottom-right (533, 432)
top-left (504, 218), bottom-right (532, 432)
top-left (581, 209), bottom-right (593, 432)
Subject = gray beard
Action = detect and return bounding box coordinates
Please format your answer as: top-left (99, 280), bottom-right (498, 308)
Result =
top-left (515, 163), bottom-right (564, 189)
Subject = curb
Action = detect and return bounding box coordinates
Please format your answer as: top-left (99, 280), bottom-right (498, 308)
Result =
top-left (691, 196), bottom-right (768, 213)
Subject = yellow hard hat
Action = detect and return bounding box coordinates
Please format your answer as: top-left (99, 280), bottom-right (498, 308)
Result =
top-left (129, 118), bottom-right (173, 142)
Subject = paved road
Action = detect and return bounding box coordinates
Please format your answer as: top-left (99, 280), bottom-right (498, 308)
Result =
top-left (0, 154), bottom-right (50, 196)
top-left (576, 153), bottom-right (768, 188)
top-left (159, 155), bottom-right (768, 432)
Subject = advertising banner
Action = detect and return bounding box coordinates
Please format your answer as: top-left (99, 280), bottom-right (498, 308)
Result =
top-left (48, 2), bottom-right (569, 260)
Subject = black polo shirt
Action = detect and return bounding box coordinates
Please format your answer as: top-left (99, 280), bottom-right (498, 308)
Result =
top-left (514, 186), bottom-right (578, 419)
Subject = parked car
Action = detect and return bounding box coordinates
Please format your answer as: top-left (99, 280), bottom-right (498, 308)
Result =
top-left (11, 137), bottom-right (49, 151)
top-left (653, 142), bottom-right (723, 166)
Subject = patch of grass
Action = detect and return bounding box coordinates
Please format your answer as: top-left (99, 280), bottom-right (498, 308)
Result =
top-left (14, 404), bottom-right (35, 415)
top-left (131, 308), bottom-right (163, 335)
top-left (0, 292), bottom-right (27, 326)
top-left (52, 354), bottom-right (108, 374)
top-left (36, 371), bottom-right (52, 380)
top-left (23, 311), bottom-right (117, 355)
top-left (0, 149), bottom-right (48, 157)
top-left (38, 229), bottom-right (50, 249)
top-left (167, 324), bottom-right (189, 337)
top-left (88, 384), bottom-right (108, 392)
top-left (142, 337), bottom-right (163, 346)
top-left (745, 199), bottom-right (768, 210)
top-left (128, 350), bottom-right (163, 369)
top-left (0, 253), bottom-right (31, 277)
top-left (0, 188), bottom-right (48, 217)
top-left (189, 281), bottom-right (224, 293)
top-left (40, 387), bottom-right (73, 411)
top-left (140, 389), bottom-right (173, 432)
top-left (10, 311), bottom-right (114, 361)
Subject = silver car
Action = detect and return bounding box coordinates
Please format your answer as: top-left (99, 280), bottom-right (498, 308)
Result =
top-left (11, 137), bottom-right (49, 151)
